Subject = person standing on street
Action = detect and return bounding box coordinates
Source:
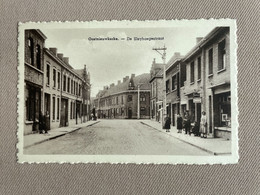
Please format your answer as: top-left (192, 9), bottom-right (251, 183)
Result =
top-left (164, 115), bottom-right (171, 132)
top-left (184, 112), bottom-right (191, 135)
top-left (39, 111), bottom-right (45, 134)
top-left (177, 114), bottom-right (183, 133)
top-left (45, 111), bottom-right (50, 134)
top-left (200, 111), bottom-right (207, 138)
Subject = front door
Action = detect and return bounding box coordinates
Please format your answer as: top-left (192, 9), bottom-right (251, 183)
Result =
top-left (128, 107), bottom-right (132, 119)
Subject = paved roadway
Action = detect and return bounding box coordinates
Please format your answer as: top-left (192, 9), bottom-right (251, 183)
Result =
top-left (24, 119), bottom-right (210, 155)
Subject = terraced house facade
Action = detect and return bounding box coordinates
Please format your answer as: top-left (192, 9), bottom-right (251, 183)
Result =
top-left (94, 74), bottom-right (151, 119)
top-left (24, 29), bottom-right (91, 135)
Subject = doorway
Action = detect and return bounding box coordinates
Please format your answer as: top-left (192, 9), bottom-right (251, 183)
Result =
top-left (61, 98), bottom-right (68, 127)
top-left (128, 107), bottom-right (132, 119)
top-left (44, 93), bottom-right (50, 130)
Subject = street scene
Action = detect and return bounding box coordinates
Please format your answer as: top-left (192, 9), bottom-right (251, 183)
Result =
top-left (19, 20), bottom-right (237, 162)
top-left (24, 120), bottom-right (211, 155)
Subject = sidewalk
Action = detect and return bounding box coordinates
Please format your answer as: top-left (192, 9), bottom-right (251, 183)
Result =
top-left (140, 120), bottom-right (231, 155)
top-left (24, 120), bottom-right (100, 149)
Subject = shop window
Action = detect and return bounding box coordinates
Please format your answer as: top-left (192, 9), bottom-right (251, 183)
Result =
top-left (128, 95), bottom-right (132, 102)
top-left (36, 45), bottom-right (41, 69)
top-left (218, 39), bottom-right (226, 71)
top-left (197, 57), bottom-right (201, 80)
top-left (70, 102), bottom-right (73, 119)
top-left (46, 64), bottom-right (50, 86)
top-left (208, 48), bottom-right (213, 75)
top-left (190, 61), bottom-right (195, 83)
top-left (28, 38), bottom-right (34, 66)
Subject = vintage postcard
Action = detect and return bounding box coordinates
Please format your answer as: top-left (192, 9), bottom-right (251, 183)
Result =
top-left (17, 19), bottom-right (238, 164)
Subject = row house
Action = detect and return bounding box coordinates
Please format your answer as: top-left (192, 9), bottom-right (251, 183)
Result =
top-left (182, 27), bottom-right (231, 139)
top-left (165, 52), bottom-right (185, 126)
top-left (149, 59), bottom-right (164, 122)
top-left (94, 74), bottom-right (151, 119)
top-left (24, 29), bottom-right (47, 134)
top-left (24, 29), bottom-right (91, 135)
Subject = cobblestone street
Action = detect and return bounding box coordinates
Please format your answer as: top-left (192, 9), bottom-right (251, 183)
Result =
top-left (24, 119), bottom-right (211, 155)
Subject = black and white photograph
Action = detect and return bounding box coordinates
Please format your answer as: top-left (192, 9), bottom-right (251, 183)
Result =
top-left (17, 20), bottom-right (238, 164)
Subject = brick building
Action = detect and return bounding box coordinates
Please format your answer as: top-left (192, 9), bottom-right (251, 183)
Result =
top-left (181, 27), bottom-right (231, 139)
top-left (24, 29), bottom-right (47, 135)
top-left (24, 30), bottom-right (91, 135)
top-left (94, 74), bottom-right (151, 119)
top-left (165, 52), bottom-right (185, 126)
top-left (149, 59), bottom-right (164, 122)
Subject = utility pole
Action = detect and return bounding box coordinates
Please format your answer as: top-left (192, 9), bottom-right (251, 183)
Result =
top-left (153, 45), bottom-right (167, 129)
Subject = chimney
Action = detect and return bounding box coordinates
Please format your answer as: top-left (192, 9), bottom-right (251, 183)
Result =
top-left (153, 58), bottom-right (156, 64)
top-left (123, 77), bottom-right (126, 82)
top-left (103, 86), bottom-right (107, 90)
top-left (63, 57), bottom-right (69, 64)
top-left (125, 76), bottom-right (129, 80)
top-left (117, 80), bottom-right (121, 85)
top-left (84, 64), bottom-right (87, 71)
top-left (174, 52), bottom-right (181, 58)
top-left (131, 74), bottom-right (135, 78)
top-left (196, 37), bottom-right (203, 44)
top-left (57, 53), bottom-right (63, 60)
top-left (49, 48), bottom-right (57, 55)
top-left (110, 83), bottom-right (115, 88)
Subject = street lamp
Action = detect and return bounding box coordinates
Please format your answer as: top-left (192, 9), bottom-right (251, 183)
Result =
top-left (152, 45), bottom-right (167, 129)
top-left (137, 83), bottom-right (144, 119)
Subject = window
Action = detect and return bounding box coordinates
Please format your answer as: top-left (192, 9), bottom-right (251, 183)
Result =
top-left (57, 72), bottom-right (60, 89)
top-left (208, 48), bottom-right (213, 75)
top-left (197, 57), bottom-right (201, 80)
top-left (46, 64), bottom-right (50, 85)
top-left (190, 61), bottom-right (195, 83)
top-left (63, 75), bottom-right (66, 91)
top-left (36, 45), bottom-right (41, 69)
top-left (28, 38), bottom-right (34, 65)
top-left (128, 95), bottom-right (132, 102)
top-left (121, 96), bottom-right (124, 104)
top-left (74, 81), bottom-right (76, 95)
top-left (57, 98), bottom-right (59, 120)
top-left (79, 84), bottom-right (81, 96)
top-left (67, 77), bottom-right (70, 93)
top-left (71, 80), bottom-right (73, 94)
top-left (218, 39), bottom-right (226, 71)
top-left (52, 97), bottom-right (55, 120)
top-left (53, 69), bottom-right (56, 88)
top-left (166, 80), bottom-right (170, 93)
top-left (116, 96), bottom-right (118, 105)
top-left (140, 95), bottom-right (145, 101)
top-left (70, 102), bottom-right (73, 119)
top-left (172, 75), bottom-right (177, 90)
top-left (76, 83), bottom-right (78, 96)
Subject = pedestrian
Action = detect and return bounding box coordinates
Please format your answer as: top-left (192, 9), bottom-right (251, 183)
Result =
top-left (184, 112), bottom-right (191, 135)
top-left (39, 111), bottom-right (45, 134)
top-left (177, 114), bottom-right (183, 133)
top-left (164, 115), bottom-right (171, 132)
top-left (45, 111), bottom-right (50, 134)
top-left (200, 111), bottom-right (207, 138)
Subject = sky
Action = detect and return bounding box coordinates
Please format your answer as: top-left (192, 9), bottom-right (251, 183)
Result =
top-left (40, 25), bottom-right (217, 97)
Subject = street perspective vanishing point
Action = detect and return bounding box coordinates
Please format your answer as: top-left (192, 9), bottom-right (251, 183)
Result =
top-left (17, 20), bottom-right (238, 164)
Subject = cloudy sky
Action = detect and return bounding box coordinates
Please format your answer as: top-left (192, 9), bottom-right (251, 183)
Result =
top-left (41, 25), bottom-right (217, 97)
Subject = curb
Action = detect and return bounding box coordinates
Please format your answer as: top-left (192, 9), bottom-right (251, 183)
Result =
top-left (24, 121), bottom-right (100, 149)
top-left (140, 121), bottom-right (217, 155)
